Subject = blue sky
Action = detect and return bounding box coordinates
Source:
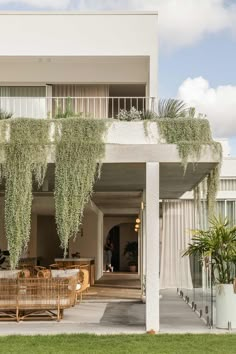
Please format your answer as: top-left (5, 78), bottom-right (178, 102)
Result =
top-left (0, 0), bottom-right (236, 155)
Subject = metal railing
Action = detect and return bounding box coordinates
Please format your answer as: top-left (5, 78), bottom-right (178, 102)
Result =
top-left (0, 96), bottom-right (157, 119)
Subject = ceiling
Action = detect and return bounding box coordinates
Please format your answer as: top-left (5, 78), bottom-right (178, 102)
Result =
top-left (35, 162), bottom-right (216, 216)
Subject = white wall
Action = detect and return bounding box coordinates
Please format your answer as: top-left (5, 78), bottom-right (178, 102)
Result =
top-left (0, 12), bottom-right (158, 96)
top-left (0, 13), bottom-right (158, 57)
top-left (69, 202), bottom-right (104, 280)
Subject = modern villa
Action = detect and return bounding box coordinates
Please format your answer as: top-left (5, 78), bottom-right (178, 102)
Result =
top-left (0, 12), bottom-right (228, 332)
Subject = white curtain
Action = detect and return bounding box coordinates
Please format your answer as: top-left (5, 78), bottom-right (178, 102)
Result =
top-left (52, 85), bottom-right (109, 118)
top-left (160, 200), bottom-right (196, 289)
top-left (0, 86), bottom-right (47, 118)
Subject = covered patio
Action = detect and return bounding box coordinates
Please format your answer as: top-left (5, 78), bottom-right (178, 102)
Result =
top-left (0, 121), bottom-right (219, 332)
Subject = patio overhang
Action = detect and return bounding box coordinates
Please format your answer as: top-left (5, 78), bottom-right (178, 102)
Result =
top-left (94, 161), bottom-right (216, 199)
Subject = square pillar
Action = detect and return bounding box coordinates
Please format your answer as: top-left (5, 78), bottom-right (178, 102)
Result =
top-left (141, 191), bottom-right (146, 298)
top-left (145, 162), bottom-right (160, 332)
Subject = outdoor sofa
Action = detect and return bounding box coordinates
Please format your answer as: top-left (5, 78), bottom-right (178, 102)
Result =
top-left (0, 270), bottom-right (78, 321)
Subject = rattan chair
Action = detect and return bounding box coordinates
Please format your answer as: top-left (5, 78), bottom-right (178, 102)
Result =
top-left (76, 268), bottom-right (89, 302)
top-left (37, 269), bottom-right (51, 279)
top-left (49, 264), bottom-right (61, 270)
top-left (17, 269), bottom-right (31, 278)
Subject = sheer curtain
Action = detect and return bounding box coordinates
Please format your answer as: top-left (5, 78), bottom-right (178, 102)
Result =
top-left (0, 86), bottom-right (46, 118)
top-left (52, 85), bottom-right (109, 118)
top-left (160, 200), bottom-right (195, 289)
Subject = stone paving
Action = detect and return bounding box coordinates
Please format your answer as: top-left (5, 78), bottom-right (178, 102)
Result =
top-left (0, 274), bottom-right (234, 335)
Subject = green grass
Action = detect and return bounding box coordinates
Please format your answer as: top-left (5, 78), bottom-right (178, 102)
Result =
top-left (0, 334), bottom-right (235, 354)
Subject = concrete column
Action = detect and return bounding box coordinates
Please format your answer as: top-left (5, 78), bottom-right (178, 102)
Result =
top-left (96, 209), bottom-right (104, 280)
top-left (141, 191), bottom-right (146, 298)
top-left (145, 162), bottom-right (160, 332)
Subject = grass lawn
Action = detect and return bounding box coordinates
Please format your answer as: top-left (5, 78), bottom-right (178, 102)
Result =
top-left (0, 334), bottom-right (235, 354)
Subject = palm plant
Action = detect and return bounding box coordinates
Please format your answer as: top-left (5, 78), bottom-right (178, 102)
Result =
top-left (183, 217), bottom-right (236, 284)
top-left (157, 99), bottom-right (188, 118)
top-left (157, 99), bottom-right (205, 119)
top-left (124, 241), bottom-right (138, 266)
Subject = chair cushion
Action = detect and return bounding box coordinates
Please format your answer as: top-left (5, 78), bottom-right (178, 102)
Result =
top-left (51, 269), bottom-right (79, 278)
top-left (0, 270), bottom-right (20, 279)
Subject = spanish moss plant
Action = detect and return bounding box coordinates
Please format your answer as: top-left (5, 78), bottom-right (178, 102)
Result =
top-left (3, 119), bottom-right (50, 269)
top-left (157, 118), bottom-right (222, 218)
top-left (54, 118), bottom-right (106, 256)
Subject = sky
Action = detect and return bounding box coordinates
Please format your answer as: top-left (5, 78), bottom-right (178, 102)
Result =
top-left (0, 0), bottom-right (236, 155)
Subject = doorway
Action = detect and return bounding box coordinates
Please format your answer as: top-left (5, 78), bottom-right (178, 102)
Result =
top-left (107, 226), bottom-right (120, 272)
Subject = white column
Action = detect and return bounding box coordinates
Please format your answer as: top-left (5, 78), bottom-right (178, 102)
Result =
top-left (96, 209), bottom-right (104, 280)
top-left (146, 162), bottom-right (160, 332)
top-left (141, 191), bottom-right (146, 298)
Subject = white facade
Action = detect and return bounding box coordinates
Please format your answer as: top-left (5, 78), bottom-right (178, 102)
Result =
top-left (0, 12), bottom-right (157, 98)
top-left (0, 12), bottom-right (220, 333)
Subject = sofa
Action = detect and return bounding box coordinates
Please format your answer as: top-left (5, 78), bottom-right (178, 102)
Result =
top-left (0, 272), bottom-right (77, 322)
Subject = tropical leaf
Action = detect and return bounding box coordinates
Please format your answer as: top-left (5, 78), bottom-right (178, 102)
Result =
top-left (183, 217), bottom-right (236, 284)
top-left (157, 99), bottom-right (188, 118)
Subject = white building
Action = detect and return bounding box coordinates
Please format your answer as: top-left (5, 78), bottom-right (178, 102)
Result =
top-left (0, 12), bottom-right (219, 332)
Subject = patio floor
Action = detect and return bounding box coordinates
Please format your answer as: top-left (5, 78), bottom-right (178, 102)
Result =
top-left (0, 273), bottom-right (234, 335)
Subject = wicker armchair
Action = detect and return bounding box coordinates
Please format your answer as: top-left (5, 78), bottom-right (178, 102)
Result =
top-left (76, 268), bottom-right (90, 302)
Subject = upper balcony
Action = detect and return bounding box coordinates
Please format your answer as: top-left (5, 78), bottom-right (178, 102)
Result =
top-left (0, 96), bottom-right (157, 120)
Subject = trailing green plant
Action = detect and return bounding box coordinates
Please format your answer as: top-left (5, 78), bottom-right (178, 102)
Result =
top-left (3, 118), bottom-right (50, 269)
top-left (54, 118), bottom-right (106, 256)
top-left (0, 109), bottom-right (13, 120)
top-left (207, 162), bottom-right (221, 218)
top-left (183, 217), bottom-right (236, 284)
top-left (157, 118), bottom-right (222, 217)
top-left (157, 118), bottom-right (217, 167)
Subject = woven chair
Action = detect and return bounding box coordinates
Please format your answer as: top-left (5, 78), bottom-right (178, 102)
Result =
top-left (65, 265), bottom-right (80, 270)
top-left (49, 264), bottom-right (61, 270)
top-left (76, 268), bottom-right (89, 302)
top-left (37, 269), bottom-right (51, 279)
top-left (17, 269), bottom-right (31, 278)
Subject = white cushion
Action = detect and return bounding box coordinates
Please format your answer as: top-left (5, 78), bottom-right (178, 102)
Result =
top-left (0, 270), bottom-right (20, 279)
top-left (76, 283), bottom-right (81, 291)
top-left (51, 269), bottom-right (79, 278)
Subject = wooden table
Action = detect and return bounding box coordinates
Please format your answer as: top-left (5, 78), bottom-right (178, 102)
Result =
top-left (55, 258), bottom-right (95, 286)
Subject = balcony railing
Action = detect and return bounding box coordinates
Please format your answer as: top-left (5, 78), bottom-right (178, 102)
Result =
top-left (0, 96), bottom-right (157, 119)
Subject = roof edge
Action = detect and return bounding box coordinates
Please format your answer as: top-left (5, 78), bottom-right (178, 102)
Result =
top-left (0, 11), bottom-right (158, 16)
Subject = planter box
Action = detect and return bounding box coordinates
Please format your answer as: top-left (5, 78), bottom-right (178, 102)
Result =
top-left (216, 284), bottom-right (236, 329)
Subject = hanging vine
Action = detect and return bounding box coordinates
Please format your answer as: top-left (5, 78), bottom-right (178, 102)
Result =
top-left (156, 118), bottom-right (222, 217)
top-left (0, 114), bottom-right (220, 267)
top-left (3, 119), bottom-right (50, 269)
top-left (54, 118), bottom-right (106, 256)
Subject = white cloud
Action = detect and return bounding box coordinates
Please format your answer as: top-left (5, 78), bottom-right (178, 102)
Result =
top-left (0, 1), bottom-right (235, 49)
top-left (177, 77), bottom-right (236, 139)
top-left (0, 0), bottom-right (71, 9)
top-left (77, 0), bottom-right (236, 50)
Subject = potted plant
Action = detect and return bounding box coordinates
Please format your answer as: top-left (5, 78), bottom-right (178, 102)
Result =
top-left (124, 241), bottom-right (138, 272)
top-left (183, 217), bottom-right (236, 329)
